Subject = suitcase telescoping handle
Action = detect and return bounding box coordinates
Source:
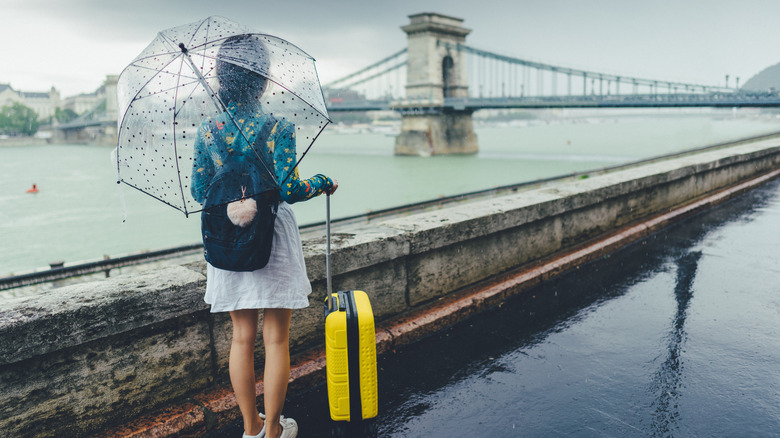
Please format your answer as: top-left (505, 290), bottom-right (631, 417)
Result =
top-left (326, 193), bottom-right (332, 296)
top-left (325, 194), bottom-right (342, 314)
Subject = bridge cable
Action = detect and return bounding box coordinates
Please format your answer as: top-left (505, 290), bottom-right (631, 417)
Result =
top-left (323, 48), bottom-right (407, 89)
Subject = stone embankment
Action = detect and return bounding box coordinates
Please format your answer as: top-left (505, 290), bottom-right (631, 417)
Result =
top-left (1, 136), bottom-right (779, 437)
top-left (0, 137), bottom-right (49, 147)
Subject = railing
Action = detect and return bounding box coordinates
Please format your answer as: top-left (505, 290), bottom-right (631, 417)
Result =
top-left (0, 244), bottom-right (203, 291)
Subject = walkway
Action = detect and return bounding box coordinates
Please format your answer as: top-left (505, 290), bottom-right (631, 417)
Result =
top-left (211, 177), bottom-right (780, 436)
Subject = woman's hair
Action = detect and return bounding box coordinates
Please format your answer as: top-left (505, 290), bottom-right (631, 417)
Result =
top-left (216, 35), bottom-right (270, 105)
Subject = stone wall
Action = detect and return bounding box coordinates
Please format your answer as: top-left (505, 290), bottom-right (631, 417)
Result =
top-left (1, 137), bottom-right (779, 437)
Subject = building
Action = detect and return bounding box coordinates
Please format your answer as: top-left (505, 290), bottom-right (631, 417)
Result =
top-left (60, 75), bottom-right (118, 120)
top-left (63, 90), bottom-right (101, 115)
top-left (0, 83), bottom-right (61, 120)
top-left (52, 75), bottom-right (118, 145)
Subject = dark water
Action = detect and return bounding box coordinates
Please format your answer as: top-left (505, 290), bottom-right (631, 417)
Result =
top-left (212, 178), bottom-right (780, 437)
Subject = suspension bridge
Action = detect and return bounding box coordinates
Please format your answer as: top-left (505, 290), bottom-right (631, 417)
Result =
top-left (323, 17), bottom-right (780, 112)
top-left (324, 44), bottom-right (780, 113)
top-left (61, 13), bottom-right (780, 153)
top-left (322, 12), bottom-right (780, 155)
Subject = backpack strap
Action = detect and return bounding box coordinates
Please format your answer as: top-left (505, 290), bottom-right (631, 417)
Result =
top-left (249, 115), bottom-right (281, 200)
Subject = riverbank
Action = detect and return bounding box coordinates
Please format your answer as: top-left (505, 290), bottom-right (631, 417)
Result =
top-left (0, 137), bottom-right (49, 147)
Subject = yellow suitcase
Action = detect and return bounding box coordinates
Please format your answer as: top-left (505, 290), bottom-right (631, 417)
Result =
top-left (324, 290), bottom-right (378, 422)
top-left (323, 195), bottom-right (378, 434)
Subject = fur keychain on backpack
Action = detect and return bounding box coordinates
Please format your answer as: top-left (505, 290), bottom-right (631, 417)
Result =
top-left (227, 186), bottom-right (257, 227)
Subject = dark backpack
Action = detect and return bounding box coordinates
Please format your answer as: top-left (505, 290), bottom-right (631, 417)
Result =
top-left (201, 116), bottom-right (280, 272)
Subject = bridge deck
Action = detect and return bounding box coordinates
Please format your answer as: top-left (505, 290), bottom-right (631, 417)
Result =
top-left (327, 93), bottom-right (780, 112)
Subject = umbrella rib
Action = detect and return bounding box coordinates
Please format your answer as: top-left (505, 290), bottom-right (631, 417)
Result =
top-left (134, 80), bottom-right (200, 102)
top-left (117, 54), bottom-right (187, 153)
top-left (120, 180), bottom-right (195, 215)
top-left (180, 18), bottom-right (237, 55)
top-left (195, 26), bottom-right (211, 85)
top-left (279, 119), bottom-right (330, 186)
top-left (271, 80), bottom-right (331, 120)
top-left (171, 51), bottom-right (193, 215)
top-left (129, 49), bottom-right (181, 66)
top-left (120, 49), bottom-right (188, 105)
top-left (313, 61), bottom-right (330, 120)
top-left (172, 77), bottom-right (211, 119)
top-left (252, 32), bottom-right (317, 60)
top-left (126, 60), bottom-right (206, 84)
top-left (127, 62), bottom-right (178, 75)
top-left (130, 33), bottom-right (217, 119)
top-left (185, 16), bottom-right (214, 54)
top-left (170, 65), bottom-right (218, 119)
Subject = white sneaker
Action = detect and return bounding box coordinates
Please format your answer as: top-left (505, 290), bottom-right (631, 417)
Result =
top-left (278, 416), bottom-right (298, 438)
top-left (242, 413), bottom-right (267, 438)
top-left (242, 428), bottom-right (264, 438)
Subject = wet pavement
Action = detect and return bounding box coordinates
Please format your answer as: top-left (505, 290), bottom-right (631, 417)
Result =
top-left (210, 178), bottom-right (780, 437)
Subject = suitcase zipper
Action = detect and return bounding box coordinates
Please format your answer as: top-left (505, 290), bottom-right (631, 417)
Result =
top-left (343, 291), bottom-right (363, 422)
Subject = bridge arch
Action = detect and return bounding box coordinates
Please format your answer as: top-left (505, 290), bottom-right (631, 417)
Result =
top-left (442, 55), bottom-right (455, 98)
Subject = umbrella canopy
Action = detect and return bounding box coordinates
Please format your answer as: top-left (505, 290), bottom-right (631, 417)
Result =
top-left (116, 16), bottom-right (330, 216)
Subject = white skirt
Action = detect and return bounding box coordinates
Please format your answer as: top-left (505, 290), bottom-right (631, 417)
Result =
top-left (204, 202), bottom-right (312, 312)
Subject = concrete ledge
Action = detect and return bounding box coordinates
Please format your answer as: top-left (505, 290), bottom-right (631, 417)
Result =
top-left (0, 266), bottom-right (207, 365)
top-left (1, 137), bottom-right (779, 437)
top-left (99, 166), bottom-right (780, 437)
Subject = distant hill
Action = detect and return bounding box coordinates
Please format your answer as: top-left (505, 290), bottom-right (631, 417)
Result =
top-left (742, 63), bottom-right (780, 91)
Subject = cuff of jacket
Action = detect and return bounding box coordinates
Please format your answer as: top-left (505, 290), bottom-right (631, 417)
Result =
top-left (314, 173), bottom-right (333, 192)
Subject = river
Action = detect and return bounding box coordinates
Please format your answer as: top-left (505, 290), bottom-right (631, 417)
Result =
top-left (1, 112), bottom-right (779, 276)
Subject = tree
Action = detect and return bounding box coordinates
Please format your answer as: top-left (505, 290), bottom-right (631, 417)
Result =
top-left (54, 107), bottom-right (79, 124)
top-left (0, 102), bottom-right (40, 136)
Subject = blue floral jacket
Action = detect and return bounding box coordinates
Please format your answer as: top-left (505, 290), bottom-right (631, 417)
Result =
top-left (191, 102), bottom-right (332, 205)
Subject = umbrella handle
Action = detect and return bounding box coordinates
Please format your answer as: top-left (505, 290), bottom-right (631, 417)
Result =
top-left (326, 193), bottom-right (332, 295)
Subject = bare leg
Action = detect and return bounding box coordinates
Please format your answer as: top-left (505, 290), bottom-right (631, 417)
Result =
top-left (263, 308), bottom-right (292, 438)
top-left (229, 309), bottom-right (265, 436)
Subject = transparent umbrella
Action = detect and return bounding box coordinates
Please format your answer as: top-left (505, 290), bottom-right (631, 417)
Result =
top-left (115, 15), bottom-right (330, 216)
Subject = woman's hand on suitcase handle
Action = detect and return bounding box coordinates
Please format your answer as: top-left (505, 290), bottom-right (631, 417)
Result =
top-left (326, 179), bottom-right (338, 195)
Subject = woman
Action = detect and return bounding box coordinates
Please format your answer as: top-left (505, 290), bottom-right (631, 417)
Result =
top-left (191, 35), bottom-right (336, 438)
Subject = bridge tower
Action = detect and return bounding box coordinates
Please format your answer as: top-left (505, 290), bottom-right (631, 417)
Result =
top-left (394, 13), bottom-right (479, 156)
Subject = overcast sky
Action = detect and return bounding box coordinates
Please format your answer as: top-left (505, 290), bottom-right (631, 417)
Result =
top-left (3, 0), bottom-right (779, 97)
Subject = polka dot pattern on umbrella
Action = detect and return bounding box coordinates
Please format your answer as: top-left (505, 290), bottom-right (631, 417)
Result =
top-left (116, 16), bottom-right (330, 216)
